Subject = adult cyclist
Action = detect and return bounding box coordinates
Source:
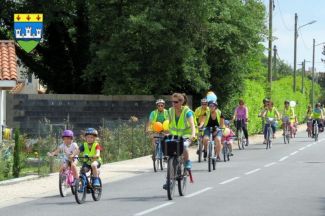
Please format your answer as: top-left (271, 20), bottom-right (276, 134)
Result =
top-left (311, 102), bottom-right (324, 136)
top-left (163, 93), bottom-right (196, 190)
top-left (199, 100), bottom-right (224, 161)
top-left (261, 100), bottom-right (280, 143)
top-left (147, 99), bottom-right (169, 156)
top-left (194, 98), bottom-right (209, 125)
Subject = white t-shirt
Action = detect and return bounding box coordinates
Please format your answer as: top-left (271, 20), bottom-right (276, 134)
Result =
top-left (58, 142), bottom-right (78, 160)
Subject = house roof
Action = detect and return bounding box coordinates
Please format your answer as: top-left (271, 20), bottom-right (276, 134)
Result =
top-left (0, 40), bottom-right (17, 81)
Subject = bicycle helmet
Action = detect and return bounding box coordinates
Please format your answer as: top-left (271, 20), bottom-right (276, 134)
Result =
top-left (201, 98), bottom-right (208, 103)
top-left (85, 128), bottom-right (98, 136)
top-left (208, 100), bottom-right (218, 107)
top-left (284, 100), bottom-right (290, 104)
top-left (155, 99), bottom-right (165, 105)
top-left (224, 120), bottom-right (230, 126)
top-left (62, 130), bottom-right (74, 138)
top-left (263, 98), bottom-right (270, 103)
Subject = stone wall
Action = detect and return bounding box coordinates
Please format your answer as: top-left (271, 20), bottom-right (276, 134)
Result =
top-left (6, 94), bottom-right (192, 136)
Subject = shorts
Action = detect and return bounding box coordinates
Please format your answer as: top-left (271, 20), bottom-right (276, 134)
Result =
top-left (204, 128), bottom-right (222, 138)
top-left (81, 161), bottom-right (101, 173)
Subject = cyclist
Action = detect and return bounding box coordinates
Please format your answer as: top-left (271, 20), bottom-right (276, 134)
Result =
top-left (47, 130), bottom-right (79, 180)
top-left (77, 128), bottom-right (102, 187)
top-left (194, 98), bottom-right (209, 125)
top-left (221, 120), bottom-right (235, 156)
top-left (281, 100), bottom-right (295, 137)
top-left (232, 99), bottom-right (249, 146)
top-left (261, 100), bottom-right (280, 143)
top-left (258, 98), bottom-right (270, 133)
top-left (306, 104), bottom-right (313, 132)
top-left (148, 99), bottom-right (169, 154)
top-left (163, 93), bottom-right (196, 190)
top-left (311, 103), bottom-right (324, 136)
top-left (199, 100), bottom-right (225, 161)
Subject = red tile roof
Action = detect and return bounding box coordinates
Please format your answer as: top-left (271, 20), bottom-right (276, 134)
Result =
top-left (0, 40), bottom-right (17, 81)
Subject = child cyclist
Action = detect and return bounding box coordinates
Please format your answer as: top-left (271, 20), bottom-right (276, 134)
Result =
top-left (221, 120), bottom-right (235, 156)
top-left (76, 128), bottom-right (102, 187)
top-left (47, 130), bottom-right (79, 180)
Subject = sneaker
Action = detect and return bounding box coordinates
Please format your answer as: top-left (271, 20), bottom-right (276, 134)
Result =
top-left (245, 140), bottom-right (249, 146)
top-left (92, 177), bottom-right (100, 187)
top-left (185, 160), bottom-right (192, 169)
top-left (230, 153), bottom-right (234, 156)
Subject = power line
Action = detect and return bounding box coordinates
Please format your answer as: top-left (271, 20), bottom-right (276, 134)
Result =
top-left (275, 0), bottom-right (293, 32)
top-left (298, 29), bottom-right (311, 49)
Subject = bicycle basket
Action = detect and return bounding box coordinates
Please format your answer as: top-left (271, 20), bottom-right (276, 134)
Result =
top-left (161, 135), bottom-right (184, 156)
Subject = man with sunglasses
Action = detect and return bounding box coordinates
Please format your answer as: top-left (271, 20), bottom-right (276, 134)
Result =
top-left (199, 100), bottom-right (225, 161)
top-left (194, 98), bottom-right (210, 125)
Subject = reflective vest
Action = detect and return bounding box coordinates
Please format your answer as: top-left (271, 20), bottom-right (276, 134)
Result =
top-left (82, 142), bottom-right (102, 164)
top-left (194, 106), bottom-right (209, 119)
top-left (266, 107), bottom-right (277, 118)
top-left (283, 107), bottom-right (295, 119)
top-left (169, 106), bottom-right (192, 137)
top-left (204, 109), bottom-right (222, 127)
top-left (312, 108), bottom-right (322, 119)
top-left (151, 109), bottom-right (169, 123)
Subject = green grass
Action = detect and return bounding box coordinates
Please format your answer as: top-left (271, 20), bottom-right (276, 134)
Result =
top-left (17, 40), bottom-right (39, 53)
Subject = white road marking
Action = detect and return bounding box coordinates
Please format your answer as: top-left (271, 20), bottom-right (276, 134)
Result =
top-left (244, 168), bottom-right (261, 175)
top-left (264, 162), bottom-right (277, 167)
top-left (185, 187), bottom-right (213, 198)
top-left (279, 156), bottom-right (289, 162)
top-left (290, 151), bottom-right (299, 156)
top-left (219, 177), bottom-right (240, 185)
top-left (134, 202), bottom-right (175, 216)
top-left (299, 147), bottom-right (306, 151)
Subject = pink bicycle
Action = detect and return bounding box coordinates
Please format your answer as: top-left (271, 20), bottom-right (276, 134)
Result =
top-left (59, 165), bottom-right (75, 197)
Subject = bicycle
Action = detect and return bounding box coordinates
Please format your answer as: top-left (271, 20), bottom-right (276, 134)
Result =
top-left (47, 153), bottom-right (76, 197)
top-left (282, 117), bottom-right (290, 144)
top-left (153, 134), bottom-right (165, 172)
top-left (313, 119), bottom-right (319, 141)
top-left (222, 139), bottom-right (231, 162)
top-left (206, 127), bottom-right (217, 172)
top-left (236, 119), bottom-right (246, 150)
top-left (196, 128), bottom-right (205, 162)
top-left (74, 156), bottom-right (102, 204)
top-left (265, 117), bottom-right (276, 150)
top-left (307, 118), bottom-right (312, 137)
top-left (161, 135), bottom-right (190, 200)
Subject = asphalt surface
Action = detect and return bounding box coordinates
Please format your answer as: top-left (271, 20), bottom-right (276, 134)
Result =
top-left (1, 131), bottom-right (325, 216)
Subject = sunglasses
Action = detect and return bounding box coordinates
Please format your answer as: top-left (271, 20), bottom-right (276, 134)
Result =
top-left (201, 103), bottom-right (208, 106)
top-left (172, 101), bottom-right (179, 104)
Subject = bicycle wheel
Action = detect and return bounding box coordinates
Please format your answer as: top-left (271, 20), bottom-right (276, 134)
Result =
top-left (222, 143), bottom-right (227, 162)
top-left (212, 158), bottom-right (216, 170)
top-left (167, 157), bottom-right (176, 200)
top-left (59, 173), bottom-right (68, 197)
top-left (153, 146), bottom-right (158, 172)
top-left (208, 142), bottom-right (212, 172)
top-left (91, 177), bottom-right (102, 201)
top-left (177, 160), bottom-right (187, 196)
top-left (237, 129), bottom-right (242, 150)
top-left (266, 127), bottom-right (271, 150)
top-left (315, 124), bottom-right (319, 141)
top-left (198, 139), bottom-right (202, 163)
top-left (159, 159), bottom-right (163, 171)
top-left (227, 145), bottom-right (230, 161)
top-left (74, 177), bottom-right (86, 204)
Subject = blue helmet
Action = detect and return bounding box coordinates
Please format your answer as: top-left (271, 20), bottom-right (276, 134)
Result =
top-left (85, 128), bottom-right (98, 136)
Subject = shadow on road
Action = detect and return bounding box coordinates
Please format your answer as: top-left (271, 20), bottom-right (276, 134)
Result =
top-left (104, 195), bottom-right (165, 202)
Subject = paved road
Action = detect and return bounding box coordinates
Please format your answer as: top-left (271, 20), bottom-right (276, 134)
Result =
top-left (1, 131), bottom-right (325, 216)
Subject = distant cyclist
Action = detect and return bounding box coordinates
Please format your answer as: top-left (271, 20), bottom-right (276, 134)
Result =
top-left (232, 99), bottom-right (249, 146)
top-left (281, 100), bottom-right (295, 137)
top-left (261, 100), bottom-right (280, 143)
top-left (194, 98), bottom-right (209, 126)
top-left (258, 98), bottom-right (270, 133)
top-left (311, 103), bottom-right (324, 136)
top-left (147, 99), bottom-right (169, 154)
top-left (199, 100), bottom-right (225, 161)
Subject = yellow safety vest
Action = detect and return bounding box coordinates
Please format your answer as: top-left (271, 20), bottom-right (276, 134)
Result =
top-left (152, 109), bottom-right (169, 123)
top-left (82, 142), bottom-right (102, 164)
top-left (266, 107), bottom-right (277, 118)
top-left (204, 109), bottom-right (221, 127)
top-left (169, 106), bottom-right (192, 137)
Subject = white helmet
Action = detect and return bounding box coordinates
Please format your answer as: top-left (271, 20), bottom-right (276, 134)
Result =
top-left (156, 99), bottom-right (165, 105)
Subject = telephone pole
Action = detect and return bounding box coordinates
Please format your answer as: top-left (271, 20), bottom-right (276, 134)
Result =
top-left (268, 0), bottom-right (273, 95)
top-left (293, 13), bottom-right (298, 92)
top-left (273, 45), bottom-right (277, 80)
top-left (301, 60), bottom-right (305, 93)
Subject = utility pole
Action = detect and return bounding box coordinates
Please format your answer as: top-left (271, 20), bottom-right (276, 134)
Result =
top-left (312, 39), bottom-right (315, 107)
top-left (293, 13), bottom-right (298, 92)
top-left (268, 0), bottom-right (273, 96)
top-left (302, 59), bottom-right (305, 93)
top-left (273, 45), bottom-right (277, 80)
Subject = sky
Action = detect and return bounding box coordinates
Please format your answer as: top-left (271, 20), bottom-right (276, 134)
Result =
top-left (262, 0), bottom-right (325, 72)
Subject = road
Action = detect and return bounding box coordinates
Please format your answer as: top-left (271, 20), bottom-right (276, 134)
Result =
top-left (1, 131), bottom-right (325, 216)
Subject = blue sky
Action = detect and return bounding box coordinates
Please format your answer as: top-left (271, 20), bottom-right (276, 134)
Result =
top-left (262, 0), bottom-right (325, 72)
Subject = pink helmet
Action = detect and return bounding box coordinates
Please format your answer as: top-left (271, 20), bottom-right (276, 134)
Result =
top-left (62, 130), bottom-right (74, 138)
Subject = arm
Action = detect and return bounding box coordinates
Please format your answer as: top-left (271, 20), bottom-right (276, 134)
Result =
top-left (188, 116), bottom-right (196, 139)
top-left (48, 147), bottom-right (60, 156)
top-left (246, 106), bottom-right (249, 121)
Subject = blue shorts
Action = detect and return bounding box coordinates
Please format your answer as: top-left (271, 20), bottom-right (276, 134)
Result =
top-left (204, 128), bottom-right (222, 138)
